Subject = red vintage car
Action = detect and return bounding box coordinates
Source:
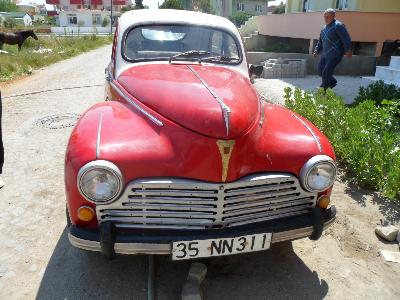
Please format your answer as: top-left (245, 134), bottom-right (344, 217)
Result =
top-left (65, 9), bottom-right (337, 260)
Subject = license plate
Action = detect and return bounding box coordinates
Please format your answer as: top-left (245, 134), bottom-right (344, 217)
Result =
top-left (171, 233), bottom-right (272, 260)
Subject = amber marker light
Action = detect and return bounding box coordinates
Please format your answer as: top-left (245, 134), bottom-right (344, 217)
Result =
top-left (317, 195), bottom-right (331, 209)
top-left (78, 206), bottom-right (95, 222)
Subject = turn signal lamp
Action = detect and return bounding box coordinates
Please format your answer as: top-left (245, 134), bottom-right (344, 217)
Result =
top-left (77, 206), bottom-right (95, 222)
top-left (317, 195), bottom-right (330, 209)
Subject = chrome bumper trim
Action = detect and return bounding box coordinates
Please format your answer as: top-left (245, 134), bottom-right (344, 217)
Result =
top-left (68, 215), bottom-right (335, 255)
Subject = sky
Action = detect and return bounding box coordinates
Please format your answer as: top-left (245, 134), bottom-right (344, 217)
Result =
top-left (28, 0), bottom-right (286, 10)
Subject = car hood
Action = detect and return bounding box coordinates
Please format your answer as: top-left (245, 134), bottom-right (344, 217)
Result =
top-left (117, 64), bottom-right (259, 139)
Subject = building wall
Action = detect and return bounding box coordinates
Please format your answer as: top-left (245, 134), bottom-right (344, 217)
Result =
top-left (355, 0), bottom-right (400, 13)
top-left (255, 11), bottom-right (400, 56)
top-left (233, 0), bottom-right (268, 15)
top-left (58, 10), bottom-right (111, 27)
top-left (286, 0), bottom-right (400, 13)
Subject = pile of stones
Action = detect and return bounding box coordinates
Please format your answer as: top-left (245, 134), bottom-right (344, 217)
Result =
top-left (262, 58), bottom-right (307, 79)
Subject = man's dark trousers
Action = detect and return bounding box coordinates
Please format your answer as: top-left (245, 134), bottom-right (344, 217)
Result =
top-left (318, 55), bottom-right (342, 89)
top-left (0, 91), bottom-right (3, 174)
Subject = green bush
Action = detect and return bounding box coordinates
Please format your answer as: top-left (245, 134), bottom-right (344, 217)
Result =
top-left (355, 80), bottom-right (400, 106)
top-left (229, 11), bottom-right (253, 27)
top-left (159, 0), bottom-right (183, 9)
top-left (285, 88), bottom-right (400, 201)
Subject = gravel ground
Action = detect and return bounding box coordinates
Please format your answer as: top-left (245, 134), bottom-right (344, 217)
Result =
top-left (253, 76), bottom-right (362, 105)
top-left (0, 45), bottom-right (399, 299)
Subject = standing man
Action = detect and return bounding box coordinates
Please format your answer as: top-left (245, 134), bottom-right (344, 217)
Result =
top-left (314, 8), bottom-right (352, 90)
top-left (0, 91), bottom-right (4, 189)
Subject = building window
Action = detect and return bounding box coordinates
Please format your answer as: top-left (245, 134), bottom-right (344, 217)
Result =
top-left (63, 5), bottom-right (69, 10)
top-left (77, 5), bottom-right (81, 9)
top-left (93, 5), bottom-right (97, 9)
top-left (67, 14), bottom-right (77, 25)
top-left (336, 0), bottom-right (348, 10)
top-left (237, 2), bottom-right (244, 11)
top-left (255, 4), bottom-right (262, 13)
top-left (302, 0), bottom-right (310, 12)
top-left (92, 14), bottom-right (102, 25)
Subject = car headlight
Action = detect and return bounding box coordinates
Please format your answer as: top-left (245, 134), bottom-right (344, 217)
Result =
top-left (300, 155), bottom-right (337, 192)
top-left (77, 160), bottom-right (124, 203)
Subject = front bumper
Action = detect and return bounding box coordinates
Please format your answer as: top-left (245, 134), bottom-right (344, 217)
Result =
top-left (68, 206), bottom-right (336, 257)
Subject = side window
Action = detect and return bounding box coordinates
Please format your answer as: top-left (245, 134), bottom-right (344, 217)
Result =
top-left (210, 31), bottom-right (239, 58)
top-left (211, 31), bottom-right (223, 55)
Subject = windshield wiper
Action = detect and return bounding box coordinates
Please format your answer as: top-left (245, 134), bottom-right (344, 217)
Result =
top-left (200, 56), bottom-right (239, 63)
top-left (169, 50), bottom-right (210, 63)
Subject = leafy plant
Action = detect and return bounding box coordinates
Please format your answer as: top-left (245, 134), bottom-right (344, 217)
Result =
top-left (0, 0), bottom-right (19, 12)
top-left (160, 0), bottom-right (183, 9)
top-left (192, 0), bottom-right (214, 14)
top-left (3, 17), bottom-right (17, 28)
top-left (273, 2), bottom-right (285, 14)
top-left (285, 87), bottom-right (400, 201)
top-left (229, 11), bottom-right (253, 27)
top-left (102, 17), bottom-right (110, 27)
top-left (355, 80), bottom-right (400, 106)
top-left (135, 0), bottom-right (144, 9)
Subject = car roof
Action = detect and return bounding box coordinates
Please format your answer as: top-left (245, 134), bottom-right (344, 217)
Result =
top-left (118, 9), bottom-right (239, 35)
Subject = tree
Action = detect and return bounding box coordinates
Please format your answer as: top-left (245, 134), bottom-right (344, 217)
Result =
top-left (229, 11), bottom-right (253, 26)
top-left (135, 0), bottom-right (144, 9)
top-left (273, 2), bottom-right (286, 14)
top-left (0, 0), bottom-right (19, 12)
top-left (192, 0), bottom-right (214, 14)
top-left (160, 0), bottom-right (183, 9)
top-left (121, 4), bottom-right (135, 13)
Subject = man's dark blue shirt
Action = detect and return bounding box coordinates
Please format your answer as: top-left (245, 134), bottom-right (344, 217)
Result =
top-left (314, 19), bottom-right (352, 59)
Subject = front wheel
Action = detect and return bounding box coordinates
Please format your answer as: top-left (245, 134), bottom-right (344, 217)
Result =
top-left (66, 205), bottom-right (71, 227)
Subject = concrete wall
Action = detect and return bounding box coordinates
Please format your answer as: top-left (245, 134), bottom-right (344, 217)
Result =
top-left (255, 11), bottom-right (400, 56)
top-left (239, 16), bottom-right (258, 36)
top-left (51, 26), bottom-right (115, 34)
top-left (286, 0), bottom-right (400, 13)
top-left (247, 52), bottom-right (377, 75)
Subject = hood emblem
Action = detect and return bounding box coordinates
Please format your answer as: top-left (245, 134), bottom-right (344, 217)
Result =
top-left (217, 140), bottom-right (235, 182)
top-left (187, 65), bottom-right (231, 136)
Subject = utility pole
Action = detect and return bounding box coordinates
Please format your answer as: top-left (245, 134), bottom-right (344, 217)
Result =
top-left (110, 0), bottom-right (113, 34)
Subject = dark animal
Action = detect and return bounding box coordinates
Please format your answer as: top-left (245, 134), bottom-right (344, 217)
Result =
top-left (0, 30), bottom-right (38, 51)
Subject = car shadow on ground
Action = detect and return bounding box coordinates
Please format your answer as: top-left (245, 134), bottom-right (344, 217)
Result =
top-left (344, 181), bottom-right (400, 223)
top-left (37, 229), bottom-right (328, 300)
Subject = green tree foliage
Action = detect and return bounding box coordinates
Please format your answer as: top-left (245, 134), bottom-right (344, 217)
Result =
top-left (229, 11), bottom-right (253, 26)
top-left (160, 0), bottom-right (183, 9)
top-left (273, 2), bottom-right (285, 14)
top-left (121, 5), bottom-right (135, 13)
top-left (135, 0), bottom-right (144, 9)
top-left (192, 0), bottom-right (214, 14)
top-left (0, 0), bottom-right (19, 12)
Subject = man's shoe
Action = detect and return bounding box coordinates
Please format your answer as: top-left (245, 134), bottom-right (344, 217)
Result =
top-left (329, 82), bottom-right (337, 89)
top-left (0, 177), bottom-right (4, 189)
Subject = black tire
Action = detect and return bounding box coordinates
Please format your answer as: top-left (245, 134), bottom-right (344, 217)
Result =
top-left (66, 205), bottom-right (71, 227)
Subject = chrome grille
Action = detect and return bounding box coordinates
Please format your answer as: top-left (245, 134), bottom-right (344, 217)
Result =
top-left (96, 174), bottom-right (317, 229)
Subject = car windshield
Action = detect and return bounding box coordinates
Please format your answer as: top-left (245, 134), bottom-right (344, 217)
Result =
top-left (123, 24), bottom-right (241, 64)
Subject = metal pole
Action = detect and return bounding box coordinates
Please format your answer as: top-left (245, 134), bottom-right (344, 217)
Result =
top-left (147, 255), bottom-right (155, 300)
top-left (110, 0), bottom-right (113, 34)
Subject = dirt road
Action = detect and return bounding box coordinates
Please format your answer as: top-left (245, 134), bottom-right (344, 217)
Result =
top-left (0, 45), bottom-right (399, 299)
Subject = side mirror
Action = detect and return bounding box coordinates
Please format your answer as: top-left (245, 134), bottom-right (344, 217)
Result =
top-left (249, 64), bottom-right (264, 78)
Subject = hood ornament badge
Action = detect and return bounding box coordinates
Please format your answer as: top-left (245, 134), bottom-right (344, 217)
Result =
top-left (217, 140), bottom-right (235, 182)
top-left (187, 65), bottom-right (231, 136)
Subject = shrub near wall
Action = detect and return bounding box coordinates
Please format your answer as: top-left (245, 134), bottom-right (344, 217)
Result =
top-left (284, 88), bottom-right (400, 201)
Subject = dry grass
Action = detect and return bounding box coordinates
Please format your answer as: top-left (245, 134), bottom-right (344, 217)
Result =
top-left (0, 34), bottom-right (113, 82)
